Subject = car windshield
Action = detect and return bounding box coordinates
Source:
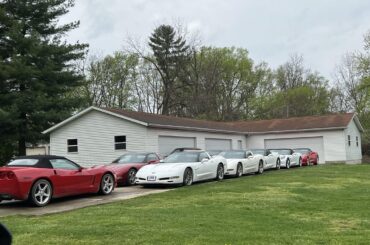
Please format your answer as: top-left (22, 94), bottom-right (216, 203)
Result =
top-left (219, 151), bottom-right (245, 159)
top-left (112, 153), bottom-right (147, 164)
top-left (250, 149), bottom-right (264, 155)
top-left (270, 149), bottom-right (291, 155)
top-left (294, 149), bottom-right (310, 154)
top-left (7, 159), bottom-right (39, 166)
top-left (163, 151), bottom-right (200, 163)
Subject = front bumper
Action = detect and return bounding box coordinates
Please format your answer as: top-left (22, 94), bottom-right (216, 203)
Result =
top-left (135, 176), bottom-right (183, 185)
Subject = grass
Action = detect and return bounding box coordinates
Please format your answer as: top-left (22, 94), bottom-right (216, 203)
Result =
top-left (3, 164), bottom-right (370, 245)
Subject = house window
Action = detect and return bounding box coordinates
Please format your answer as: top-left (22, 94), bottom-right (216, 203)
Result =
top-left (347, 135), bottom-right (351, 146)
top-left (67, 139), bottom-right (78, 153)
top-left (356, 136), bottom-right (359, 147)
top-left (115, 136), bottom-right (126, 150)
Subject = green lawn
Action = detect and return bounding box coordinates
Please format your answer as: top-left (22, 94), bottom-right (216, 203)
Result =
top-left (3, 164), bottom-right (370, 245)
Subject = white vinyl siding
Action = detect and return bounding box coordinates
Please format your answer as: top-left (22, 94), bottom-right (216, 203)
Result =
top-left (146, 128), bottom-right (246, 154)
top-left (344, 120), bottom-right (362, 163)
top-left (205, 138), bottom-right (232, 151)
top-left (158, 136), bottom-right (196, 156)
top-left (264, 137), bottom-right (324, 163)
top-left (50, 110), bottom-right (148, 166)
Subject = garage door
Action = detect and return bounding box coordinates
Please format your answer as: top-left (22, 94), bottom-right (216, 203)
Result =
top-left (205, 138), bottom-right (232, 151)
top-left (264, 137), bottom-right (325, 163)
top-left (158, 136), bottom-right (196, 156)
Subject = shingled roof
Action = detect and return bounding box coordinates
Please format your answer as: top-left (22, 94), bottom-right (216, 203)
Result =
top-left (43, 106), bottom-right (361, 134)
top-left (227, 113), bottom-right (358, 134)
top-left (104, 108), bottom-right (242, 134)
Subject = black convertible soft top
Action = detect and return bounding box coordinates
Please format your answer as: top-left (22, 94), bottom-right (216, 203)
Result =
top-left (7, 155), bottom-right (67, 169)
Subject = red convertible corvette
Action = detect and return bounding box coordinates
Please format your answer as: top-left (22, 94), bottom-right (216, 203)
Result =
top-left (293, 148), bottom-right (319, 166)
top-left (106, 152), bottom-right (160, 186)
top-left (0, 155), bottom-right (117, 207)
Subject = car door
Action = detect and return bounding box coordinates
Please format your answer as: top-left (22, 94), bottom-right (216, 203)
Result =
top-left (49, 159), bottom-right (94, 196)
top-left (245, 151), bottom-right (256, 173)
top-left (196, 152), bottom-right (214, 180)
top-left (265, 150), bottom-right (274, 168)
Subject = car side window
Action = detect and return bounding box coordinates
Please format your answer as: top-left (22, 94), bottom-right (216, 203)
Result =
top-left (199, 152), bottom-right (209, 162)
top-left (246, 152), bottom-right (252, 157)
top-left (146, 154), bottom-right (159, 162)
top-left (50, 159), bottom-right (80, 170)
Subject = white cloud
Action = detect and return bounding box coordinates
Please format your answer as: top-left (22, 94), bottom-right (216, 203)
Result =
top-left (60, 0), bottom-right (370, 78)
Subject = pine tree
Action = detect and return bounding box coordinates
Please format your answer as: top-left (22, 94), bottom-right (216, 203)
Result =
top-left (148, 25), bottom-right (189, 115)
top-left (0, 0), bottom-right (88, 158)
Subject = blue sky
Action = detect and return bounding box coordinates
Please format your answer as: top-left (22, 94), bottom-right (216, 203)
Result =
top-left (60, 0), bottom-right (370, 79)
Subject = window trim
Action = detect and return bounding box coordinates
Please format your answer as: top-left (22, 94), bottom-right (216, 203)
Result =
top-left (67, 139), bottom-right (78, 153)
top-left (347, 135), bottom-right (351, 147)
top-left (114, 135), bottom-right (127, 150)
top-left (356, 136), bottom-right (359, 147)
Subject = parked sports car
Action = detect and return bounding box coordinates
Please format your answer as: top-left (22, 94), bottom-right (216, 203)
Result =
top-left (219, 150), bottom-right (264, 177)
top-left (0, 155), bottom-right (116, 207)
top-left (250, 149), bottom-right (281, 170)
top-left (269, 149), bottom-right (302, 168)
top-left (105, 152), bottom-right (160, 186)
top-left (135, 148), bottom-right (227, 186)
top-left (293, 148), bottom-right (319, 166)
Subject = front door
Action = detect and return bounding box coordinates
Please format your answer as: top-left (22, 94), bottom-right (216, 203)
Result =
top-left (49, 159), bottom-right (93, 196)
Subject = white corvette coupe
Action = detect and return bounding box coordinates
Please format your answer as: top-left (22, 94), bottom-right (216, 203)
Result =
top-left (250, 149), bottom-right (281, 170)
top-left (269, 148), bottom-right (302, 169)
top-left (219, 150), bottom-right (265, 177)
top-left (135, 149), bottom-right (227, 186)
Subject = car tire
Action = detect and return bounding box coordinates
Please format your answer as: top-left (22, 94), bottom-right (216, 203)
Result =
top-left (215, 164), bottom-right (224, 181)
top-left (235, 163), bottom-right (243, 177)
top-left (183, 168), bottom-right (193, 186)
top-left (286, 159), bottom-right (290, 169)
top-left (257, 161), bottom-right (264, 174)
top-left (126, 168), bottom-right (137, 186)
top-left (315, 156), bottom-right (319, 165)
top-left (99, 173), bottom-right (115, 195)
top-left (29, 179), bottom-right (53, 207)
top-left (275, 158), bottom-right (281, 170)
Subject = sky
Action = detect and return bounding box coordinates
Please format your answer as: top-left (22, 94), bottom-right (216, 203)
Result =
top-left (60, 0), bottom-right (370, 79)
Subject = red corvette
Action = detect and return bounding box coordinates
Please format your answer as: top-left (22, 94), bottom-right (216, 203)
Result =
top-left (105, 152), bottom-right (160, 186)
top-left (293, 148), bottom-right (319, 166)
top-left (0, 155), bottom-right (117, 207)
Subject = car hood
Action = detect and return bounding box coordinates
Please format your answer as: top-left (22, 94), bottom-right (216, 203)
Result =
top-left (137, 162), bottom-right (191, 175)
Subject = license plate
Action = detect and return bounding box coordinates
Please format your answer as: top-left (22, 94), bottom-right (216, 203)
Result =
top-left (147, 176), bottom-right (156, 181)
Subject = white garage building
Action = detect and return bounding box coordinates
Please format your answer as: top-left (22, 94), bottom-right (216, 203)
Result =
top-left (43, 106), bottom-right (363, 165)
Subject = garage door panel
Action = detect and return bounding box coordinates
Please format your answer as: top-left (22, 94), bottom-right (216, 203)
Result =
top-left (264, 137), bottom-right (325, 163)
top-left (158, 136), bottom-right (196, 156)
top-left (205, 138), bottom-right (232, 151)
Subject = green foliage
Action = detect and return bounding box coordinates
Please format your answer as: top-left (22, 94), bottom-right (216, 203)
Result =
top-left (148, 24), bottom-right (190, 115)
top-left (3, 165), bottom-right (370, 244)
top-left (0, 0), bottom-right (88, 158)
top-left (83, 52), bottom-right (139, 109)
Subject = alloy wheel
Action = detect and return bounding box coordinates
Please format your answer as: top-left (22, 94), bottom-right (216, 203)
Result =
top-left (31, 179), bottom-right (52, 206)
top-left (101, 174), bottom-right (114, 195)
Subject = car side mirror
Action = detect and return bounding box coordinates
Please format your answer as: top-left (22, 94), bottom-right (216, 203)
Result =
top-left (0, 223), bottom-right (12, 245)
top-left (201, 158), bottom-right (209, 163)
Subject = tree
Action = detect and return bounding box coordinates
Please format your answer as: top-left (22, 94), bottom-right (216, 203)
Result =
top-left (148, 24), bottom-right (190, 115)
top-left (83, 52), bottom-right (138, 109)
top-left (0, 0), bottom-right (88, 157)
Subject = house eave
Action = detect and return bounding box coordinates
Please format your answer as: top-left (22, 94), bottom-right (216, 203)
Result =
top-left (246, 127), bottom-right (347, 135)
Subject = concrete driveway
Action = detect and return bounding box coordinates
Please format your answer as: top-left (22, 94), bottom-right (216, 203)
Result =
top-left (0, 186), bottom-right (172, 217)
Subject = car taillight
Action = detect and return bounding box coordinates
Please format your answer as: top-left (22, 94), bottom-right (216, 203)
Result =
top-left (0, 172), bottom-right (6, 179)
top-left (7, 172), bottom-right (15, 179)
